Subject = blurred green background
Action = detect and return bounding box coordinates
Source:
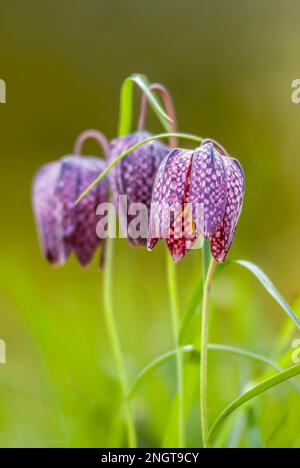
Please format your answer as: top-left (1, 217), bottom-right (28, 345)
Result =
top-left (0, 0), bottom-right (300, 448)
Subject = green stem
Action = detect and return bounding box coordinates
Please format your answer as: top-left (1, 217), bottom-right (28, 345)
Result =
top-left (166, 253), bottom-right (185, 448)
top-left (202, 237), bottom-right (212, 280)
top-left (103, 230), bottom-right (137, 448)
top-left (200, 257), bottom-right (217, 448)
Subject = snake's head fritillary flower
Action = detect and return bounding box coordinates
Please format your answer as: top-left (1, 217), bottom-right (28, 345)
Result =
top-left (148, 141), bottom-right (245, 262)
top-left (32, 155), bottom-right (109, 266)
top-left (110, 131), bottom-right (169, 246)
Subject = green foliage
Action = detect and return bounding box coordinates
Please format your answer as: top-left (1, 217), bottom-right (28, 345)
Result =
top-left (209, 363), bottom-right (300, 444)
top-left (1, 44), bottom-right (300, 447)
top-left (118, 74), bottom-right (171, 136)
top-left (234, 260), bottom-right (300, 330)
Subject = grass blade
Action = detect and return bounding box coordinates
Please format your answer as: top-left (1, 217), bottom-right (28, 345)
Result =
top-left (128, 344), bottom-right (288, 399)
top-left (179, 262), bottom-right (231, 345)
top-left (178, 279), bottom-right (203, 345)
top-left (118, 73), bottom-right (171, 136)
top-left (265, 413), bottom-right (288, 448)
top-left (234, 260), bottom-right (300, 330)
top-left (75, 132), bottom-right (202, 203)
top-left (209, 364), bottom-right (300, 444)
top-left (128, 345), bottom-right (192, 399)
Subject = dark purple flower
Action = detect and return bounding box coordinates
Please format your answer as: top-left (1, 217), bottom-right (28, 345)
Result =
top-left (109, 131), bottom-right (170, 246)
top-left (147, 141), bottom-right (245, 262)
top-left (32, 155), bottom-right (109, 266)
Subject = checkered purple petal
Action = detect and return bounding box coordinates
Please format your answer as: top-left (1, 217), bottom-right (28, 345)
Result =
top-left (32, 161), bottom-right (68, 264)
top-left (71, 156), bottom-right (109, 266)
top-left (32, 155), bottom-right (109, 267)
top-left (210, 156), bottom-right (245, 262)
top-left (189, 142), bottom-right (227, 238)
top-left (110, 131), bottom-right (169, 246)
top-left (147, 148), bottom-right (196, 260)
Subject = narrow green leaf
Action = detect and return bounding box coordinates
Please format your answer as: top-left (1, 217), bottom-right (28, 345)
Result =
top-left (208, 344), bottom-right (284, 371)
top-left (128, 344), bottom-right (287, 399)
top-left (128, 346), bottom-right (192, 399)
top-left (162, 395), bottom-right (180, 448)
top-left (75, 132), bottom-right (202, 204)
top-left (234, 260), bottom-right (300, 330)
top-left (118, 77), bottom-right (133, 136)
top-left (245, 407), bottom-right (264, 448)
top-left (209, 363), bottom-right (300, 444)
top-left (183, 357), bottom-right (200, 420)
top-left (178, 257), bottom-right (226, 352)
top-left (118, 74), bottom-right (171, 136)
top-left (265, 413), bottom-right (288, 448)
top-left (178, 279), bottom-right (203, 345)
top-left (226, 412), bottom-right (247, 448)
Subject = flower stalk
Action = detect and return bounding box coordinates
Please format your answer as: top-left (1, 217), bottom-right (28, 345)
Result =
top-left (166, 252), bottom-right (185, 447)
top-left (73, 129), bottom-right (110, 157)
top-left (74, 129), bottom-right (137, 443)
top-left (103, 226), bottom-right (137, 447)
top-left (144, 83), bottom-right (185, 447)
top-left (102, 80), bottom-right (181, 448)
top-left (200, 255), bottom-right (217, 448)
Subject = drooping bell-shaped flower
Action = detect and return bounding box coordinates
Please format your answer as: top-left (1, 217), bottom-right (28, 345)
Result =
top-left (32, 131), bottom-right (110, 266)
top-left (148, 141), bottom-right (245, 262)
top-left (110, 131), bottom-right (170, 246)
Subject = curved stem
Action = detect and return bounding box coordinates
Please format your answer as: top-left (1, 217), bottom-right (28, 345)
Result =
top-left (200, 258), bottom-right (217, 448)
top-left (128, 343), bottom-right (300, 400)
top-left (74, 129), bottom-right (110, 158)
top-left (138, 83), bottom-right (178, 148)
top-left (74, 129), bottom-right (135, 444)
top-left (201, 138), bottom-right (229, 157)
top-left (103, 210), bottom-right (136, 448)
top-left (76, 133), bottom-right (203, 204)
top-left (75, 130), bottom-right (135, 442)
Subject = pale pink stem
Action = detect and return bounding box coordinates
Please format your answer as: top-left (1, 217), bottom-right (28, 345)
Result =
top-left (201, 138), bottom-right (229, 157)
top-left (74, 129), bottom-right (110, 158)
top-left (138, 83), bottom-right (178, 149)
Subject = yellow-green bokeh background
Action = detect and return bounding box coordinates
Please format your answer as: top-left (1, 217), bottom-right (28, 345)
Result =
top-left (0, 0), bottom-right (300, 447)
